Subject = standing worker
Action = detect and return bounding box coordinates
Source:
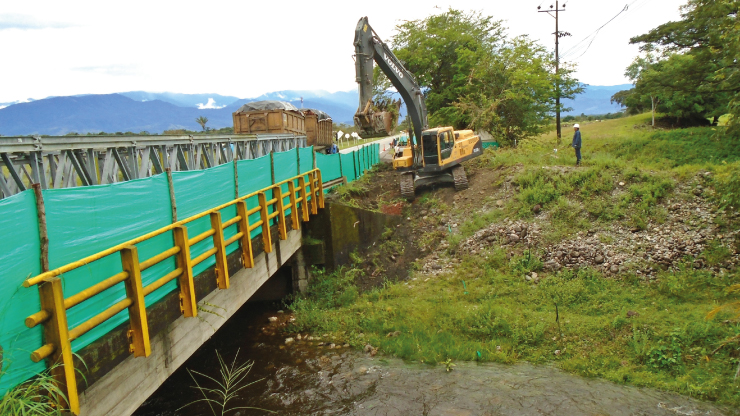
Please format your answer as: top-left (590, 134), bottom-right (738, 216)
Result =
top-left (571, 124), bottom-right (582, 166)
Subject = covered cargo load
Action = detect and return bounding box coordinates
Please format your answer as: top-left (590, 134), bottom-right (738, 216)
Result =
top-left (233, 100), bottom-right (305, 135)
top-left (303, 109), bottom-right (333, 147)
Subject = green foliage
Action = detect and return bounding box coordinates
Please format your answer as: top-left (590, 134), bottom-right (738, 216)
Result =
top-left (195, 116), bottom-right (209, 131)
top-left (714, 163), bottom-right (740, 213)
top-left (0, 365), bottom-right (69, 416)
top-left (290, 260), bottom-right (740, 405)
top-left (627, 0), bottom-right (740, 132)
top-left (179, 350), bottom-right (269, 416)
top-left (389, 8), bottom-right (582, 145)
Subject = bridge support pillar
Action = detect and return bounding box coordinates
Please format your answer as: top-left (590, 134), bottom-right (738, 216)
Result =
top-left (291, 250), bottom-right (309, 294)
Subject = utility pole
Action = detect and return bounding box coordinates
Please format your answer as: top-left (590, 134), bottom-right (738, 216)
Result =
top-left (539, 2), bottom-right (570, 145)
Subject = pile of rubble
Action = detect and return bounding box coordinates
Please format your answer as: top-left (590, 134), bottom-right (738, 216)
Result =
top-left (451, 173), bottom-right (739, 278)
top-left (457, 221), bottom-right (541, 256)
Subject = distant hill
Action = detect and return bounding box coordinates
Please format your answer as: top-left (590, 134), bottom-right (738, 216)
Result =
top-left (119, 91), bottom-right (240, 109)
top-left (563, 84), bottom-right (632, 116)
top-left (0, 94), bottom-right (219, 136)
top-left (0, 85), bottom-right (631, 136)
top-left (0, 91), bottom-right (359, 136)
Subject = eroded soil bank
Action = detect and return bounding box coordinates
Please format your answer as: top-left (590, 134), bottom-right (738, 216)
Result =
top-left (135, 303), bottom-right (733, 416)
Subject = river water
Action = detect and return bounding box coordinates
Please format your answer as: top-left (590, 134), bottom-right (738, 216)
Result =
top-left (134, 302), bottom-right (733, 416)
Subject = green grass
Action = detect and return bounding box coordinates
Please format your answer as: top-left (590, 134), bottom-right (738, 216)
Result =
top-left (292, 260), bottom-right (740, 406)
top-left (292, 113), bottom-right (740, 407)
top-left (0, 366), bottom-right (69, 415)
top-left (462, 113), bottom-right (740, 241)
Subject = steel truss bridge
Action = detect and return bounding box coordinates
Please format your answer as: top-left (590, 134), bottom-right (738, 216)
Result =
top-left (0, 134), bottom-right (306, 198)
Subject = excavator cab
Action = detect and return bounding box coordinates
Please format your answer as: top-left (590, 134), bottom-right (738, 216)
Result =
top-left (422, 130), bottom-right (440, 165)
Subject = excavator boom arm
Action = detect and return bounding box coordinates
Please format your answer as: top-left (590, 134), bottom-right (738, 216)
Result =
top-left (354, 17), bottom-right (428, 163)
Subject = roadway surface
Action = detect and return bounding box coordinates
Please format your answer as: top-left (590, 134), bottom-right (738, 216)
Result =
top-left (340, 134), bottom-right (399, 163)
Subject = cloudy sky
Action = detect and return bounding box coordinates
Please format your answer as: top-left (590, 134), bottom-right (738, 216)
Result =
top-left (0, 0), bottom-right (683, 103)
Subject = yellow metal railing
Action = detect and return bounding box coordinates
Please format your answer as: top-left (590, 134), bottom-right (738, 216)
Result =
top-left (22, 168), bottom-right (324, 414)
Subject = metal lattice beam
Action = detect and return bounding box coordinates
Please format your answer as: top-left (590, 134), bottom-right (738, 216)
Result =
top-left (0, 134), bottom-right (307, 198)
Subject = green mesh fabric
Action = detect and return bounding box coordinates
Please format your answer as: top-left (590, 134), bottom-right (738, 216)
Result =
top-left (316, 153), bottom-right (342, 181)
top-left (237, 155), bottom-right (272, 238)
top-left (299, 146), bottom-right (314, 174)
top-left (341, 153), bottom-right (357, 182)
top-left (172, 164), bottom-right (239, 276)
top-left (0, 191), bottom-right (45, 394)
top-left (273, 150), bottom-right (299, 217)
top-left (1, 145), bottom-right (350, 394)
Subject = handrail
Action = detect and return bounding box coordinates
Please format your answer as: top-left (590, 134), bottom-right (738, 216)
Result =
top-left (23, 169), bottom-right (322, 287)
top-left (21, 168), bottom-right (325, 415)
top-left (16, 143), bottom-right (383, 415)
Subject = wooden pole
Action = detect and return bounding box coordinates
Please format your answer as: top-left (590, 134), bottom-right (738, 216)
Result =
top-left (32, 184), bottom-right (49, 272)
top-left (165, 168), bottom-right (177, 222)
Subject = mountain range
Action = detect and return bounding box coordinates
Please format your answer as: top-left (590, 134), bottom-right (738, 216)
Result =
top-left (0, 85), bottom-right (632, 136)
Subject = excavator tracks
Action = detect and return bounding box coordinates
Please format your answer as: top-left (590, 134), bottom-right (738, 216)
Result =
top-left (452, 166), bottom-right (469, 191)
top-left (400, 172), bottom-right (415, 200)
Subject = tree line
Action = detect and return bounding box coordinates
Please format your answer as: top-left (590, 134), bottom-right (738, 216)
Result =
top-left (374, 9), bottom-right (583, 146)
top-left (612, 0), bottom-right (739, 132)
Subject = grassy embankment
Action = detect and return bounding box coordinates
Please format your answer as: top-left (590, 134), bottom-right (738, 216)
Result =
top-left (291, 113), bottom-right (740, 407)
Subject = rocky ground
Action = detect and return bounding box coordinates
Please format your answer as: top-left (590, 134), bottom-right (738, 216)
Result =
top-left (454, 171), bottom-right (740, 280)
top-left (337, 161), bottom-right (739, 285)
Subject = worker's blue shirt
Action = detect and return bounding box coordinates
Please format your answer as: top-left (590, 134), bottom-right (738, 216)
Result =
top-left (572, 130), bottom-right (582, 148)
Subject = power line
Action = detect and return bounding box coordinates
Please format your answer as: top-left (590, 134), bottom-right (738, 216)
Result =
top-left (560, 0), bottom-right (655, 60)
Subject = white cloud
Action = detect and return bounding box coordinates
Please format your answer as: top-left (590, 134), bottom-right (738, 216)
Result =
top-left (0, 98), bottom-right (34, 109)
top-left (72, 64), bottom-right (139, 77)
top-left (0, 13), bottom-right (75, 30)
top-left (0, 0), bottom-right (685, 103)
top-left (196, 98), bottom-right (226, 109)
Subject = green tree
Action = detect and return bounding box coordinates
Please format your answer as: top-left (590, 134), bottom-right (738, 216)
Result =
top-left (195, 116), bottom-right (209, 131)
top-left (626, 0), bottom-right (737, 128)
top-left (388, 8), bottom-right (582, 145)
top-left (454, 36), bottom-right (582, 145)
top-left (392, 9), bottom-right (506, 129)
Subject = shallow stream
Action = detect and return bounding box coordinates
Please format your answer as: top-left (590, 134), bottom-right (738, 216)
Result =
top-left (134, 302), bottom-right (732, 416)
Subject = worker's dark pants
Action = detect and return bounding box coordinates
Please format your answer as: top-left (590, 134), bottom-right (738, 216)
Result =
top-left (574, 147), bottom-right (581, 164)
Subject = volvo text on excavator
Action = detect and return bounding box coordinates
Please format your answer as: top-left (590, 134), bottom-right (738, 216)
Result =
top-left (353, 16), bottom-right (483, 200)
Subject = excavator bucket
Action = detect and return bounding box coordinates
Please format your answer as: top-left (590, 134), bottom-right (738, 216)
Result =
top-left (353, 99), bottom-right (399, 138)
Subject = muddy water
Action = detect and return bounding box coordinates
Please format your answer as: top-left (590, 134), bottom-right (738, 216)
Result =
top-left (135, 302), bottom-right (732, 416)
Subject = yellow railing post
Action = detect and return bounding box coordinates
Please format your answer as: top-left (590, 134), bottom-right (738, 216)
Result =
top-left (316, 169), bottom-right (325, 208)
top-left (236, 201), bottom-right (254, 268)
top-left (120, 246), bottom-right (151, 358)
top-left (274, 185), bottom-right (288, 240)
top-left (37, 278), bottom-right (79, 415)
top-left (287, 180), bottom-right (300, 230)
top-left (258, 191), bottom-right (272, 253)
top-left (298, 176), bottom-right (309, 222)
top-left (308, 171), bottom-right (318, 215)
top-left (172, 226), bottom-right (197, 317)
top-left (209, 212), bottom-right (230, 289)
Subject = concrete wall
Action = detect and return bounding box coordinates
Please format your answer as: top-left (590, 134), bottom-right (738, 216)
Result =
top-left (304, 201), bottom-right (402, 270)
top-left (77, 228), bottom-right (302, 416)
